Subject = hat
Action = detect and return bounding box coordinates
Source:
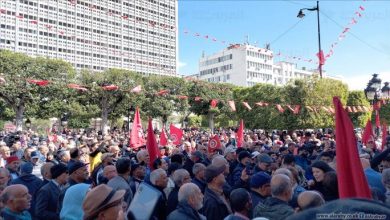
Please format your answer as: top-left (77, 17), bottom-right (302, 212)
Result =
top-left (83, 184), bottom-right (125, 220)
top-left (224, 146), bottom-right (236, 156)
top-left (101, 153), bottom-right (114, 161)
top-left (279, 146), bottom-right (288, 153)
top-left (238, 151), bottom-right (251, 162)
top-left (257, 154), bottom-right (273, 164)
top-left (251, 151), bottom-right (260, 159)
top-left (6, 156), bottom-right (19, 164)
top-left (51, 163), bottom-right (68, 179)
top-left (30, 151), bottom-right (39, 159)
top-left (20, 162), bottom-right (33, 174)
top-left (250, 171), bottom-right (271, 188)
top-left (204, 164), bottom-right (225, 183)
top-left (68, 161), bottom-right (88, 175)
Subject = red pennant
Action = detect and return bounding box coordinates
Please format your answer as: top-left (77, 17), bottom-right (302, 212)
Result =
top-left (346, 106), bottom-right (353, 113)
top-left (0, 9), bottom-right (6, 14)
top-left (146, 118), bottom-right (159, 169)
top-left (122, 15), bottom-right (128, 19)
top-left (306, 106), bottom-right (314, 112)
top-left (375, 110), bottom-right (381, 127)
top-left (169, 124), bottom-right (183, 145)
top-left (255, 102), bottom-right (269, 107)
top-left (382, 123), bottom-right (388, 150)
top-left (204, 35), bottom-right (209, 39)
top-left (159, 128), bottom-right (168, 147)
top-left (194, 97), bottom-right (202, 101)
top-left (276, 104), bottom-right (285, 113)
top-left (157, 89), bottom-right (169, 96)
top-left (316, 50), bottom-right (326, 65)
top-left (286, 105), bottom-right (294, 113)
top-left (237, 120), bottom-right (244, 148)
top-left (362, 120), bottom-right (374, 145)
top-left (102, 85), bottom-right (119, 91)
top-left (67, 83), bottom-right (88, 91)
top-left (355, 11), bottom-right (362, 17)
top-left (242, 102), bottom-right (252, 110)
top-left (333, 97), bottom-right (372, 199)
top-left (228, 101), bottom-right (236, 112)
top-left (208, 135), bottom-right (221, 153)
top-left (359, 5), bottom-right (365, 11)
top-left (130, 107), bottom-right (145, 148)
top-left (131, 85), bottom-right (142, 93)
top-left (342, 27), bottom-right (350, 34)
top-left (177, 95), bottom-right (188, 100)
top-left (210, 99), bottom-right (218, 108)
top-left (15, 14), bottom-right (23, 19)
top-left (27, 79), bottom-right (50, 86)
top-left (293, 105), bottom-right (301, 114)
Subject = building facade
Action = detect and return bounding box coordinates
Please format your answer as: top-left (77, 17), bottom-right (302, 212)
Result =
top-left (0, 0), bottom-right (177, 75)
top-left (198, 44), bottom-right (316, 87)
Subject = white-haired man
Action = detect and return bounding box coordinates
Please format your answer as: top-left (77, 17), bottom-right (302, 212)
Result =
top-left (149, 168), bottom-right (168, 220)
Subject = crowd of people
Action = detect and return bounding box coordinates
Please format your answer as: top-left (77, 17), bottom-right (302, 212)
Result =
top-left (0, 127), bottom-right (389, 220)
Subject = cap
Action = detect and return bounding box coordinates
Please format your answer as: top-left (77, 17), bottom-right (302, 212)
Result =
top-left (238, 151), bottom-right (251, 162)
top-left (204, 164), bottom-right (225, 183)
top-left (30, 151), bottom-right (40, 159)
top-left (257, 154), bottom-right (273, 164)
top-left (6, 156), bottom-right (19, 164)
top-left (20, 162), bottom-right (33, 174)
top-left (51, 163), bottom-right (68, 179)
top-left (101, 153), bottom-right (114, 161)
top-left (68, 161), bottom-right (88, 175)
top-left (191, 151), bottom-right (203, 159)
top-left (224, 146), bottom-right (236, 156)
top-left (83, 184), bottom-right (125, 220)
top-left (250, 171), bottom-right (271, 188)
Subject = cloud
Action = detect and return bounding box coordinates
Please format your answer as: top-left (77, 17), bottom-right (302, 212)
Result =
top-left (178, 61), bottom-right (187, 68)
top-left (339, 72), bottom-right (390, 91)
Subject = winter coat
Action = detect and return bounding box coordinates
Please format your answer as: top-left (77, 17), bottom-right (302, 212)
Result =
top-left (253, 197), bottom-right (294, 220)
top-left (202, 187), bottom-right (231, 220)
top-left (167, 201), bottom-right (206, 220)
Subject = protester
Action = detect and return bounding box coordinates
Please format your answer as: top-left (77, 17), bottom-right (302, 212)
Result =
top-left (167, 182), bottom-right (205, 220)
top-left (297, 191), bottom-right (325, 211)
top-left (5, 156), bottom-right (20, 180)
top-left (0, 184), bottom-right (32, 220)
top-left (167, 169), bottom-right (191, 214)
top-left (82, 184), bottom-right (125, 220)
top-left (192, 163), bottom-right (206, 193)
top-left (308, 160), bottom-right (334, 196)
top-left (253, 174), bottom-right (294, 220)
top-left (0, 168), bottom-right (10, 188)
top-left (60, 183), bottom-right (90, 220)
top-left (149, 168), bottom-right (169, 220)
top-left (249, 171), bottom-right (271, 208)
top-left (107, 158), bottom-right (133, 205)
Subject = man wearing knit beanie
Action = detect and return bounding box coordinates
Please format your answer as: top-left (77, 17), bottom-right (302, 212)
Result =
top-left (34, 163), bottom-right (68, 220)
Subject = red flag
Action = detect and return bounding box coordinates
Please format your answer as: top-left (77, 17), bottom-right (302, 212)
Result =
top-left (102, 85), bottom-right (119, 91)
top-left (130, 107), bottom-right (145, 148)
top-left (333, 97), bottom-right (372, 199)
top-left (160, 128), bottom-right (168, 147)
top-left (286, 105), bottom-right (294, 113)
top-left (242, 102), bottom-right (252, 110)
top-left (293, 105), bottom-right (301, 114)
top-left (382, 123), bottom-right (388, 150)
top-left (208, 135), bottom-right (221, 153)
top-left (177, 95), bottom-right (188, 100)
top-left (0, 9), bottom-right (6, 14)
top-left (362, 120), bottom-right (374, 146)
top-left (359, 5), bottom-right (365, 11)
top-left (316, 50), bottom-right (326, 65)
top-left (276, 104), bottom-right (285, 113)
top-left (355, 11), bottom-right (362, 17)
top-left (146, 118), bottom-right (159, 169)
top-left (131, 85), bottom-right (142, 93)
top-left (67, 83), bottom-right (87, 91)
top-left (157, 89), bottom-right (169, 96)
top-left (204, 35), bottom-right (209, 39)
top-left (169, 124), bottom-right (183, 145)
top-left (27, 79), bottom-right (50, 86)
top-left (375, 110), bottom-right (381, 127)
top-left (210, 99), bottom-right (218, 108)
top-left (228, 101), bottom-right (236, 111)
top-left (255, 102), bottom-right (265, 107)
top-left (237, 120), bottom-right (244, 148)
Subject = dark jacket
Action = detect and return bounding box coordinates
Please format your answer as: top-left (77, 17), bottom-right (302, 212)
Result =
top-left (167, 201), bottom-right (206, 220)
top-left (253, 197), bottom-right (294, 220)
top-left (183, 158), bottom-right (195, 177)
top-left (231, 163), bottom-right (245, 187)
top-left (58, 178), bottom-right (79, 212)
top-left (167, 186), bottom-right (180, 215)
top-left (202, 187), bottom-right (231, 220)
top-left (289, 185), bottom-right (305, 208)
top-left (149, 183), bottom-right (168, 220)
top-left (11, 174), bottom-right (43, 216)
top-left (250, 190), bottom-right (268, 208)
top-left (192, 177), bottom-right (206, 194)
top-left (34, 180), bottom-right (61, 220)
top-left (224, 214), bottom-right (249, 220)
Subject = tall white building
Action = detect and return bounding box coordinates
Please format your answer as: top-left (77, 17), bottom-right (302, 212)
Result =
top-left (198, 44), bottom-right (316, 87)
top-left (0, 0), bottom-right (177, 75)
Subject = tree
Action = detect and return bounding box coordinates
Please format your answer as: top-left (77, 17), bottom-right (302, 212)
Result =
top-left (346, 90), bottom-right (371, 127)
top-left (0, 50), bottom-right (75, 130)
top-left (78, 69), bottom-right (143, 134)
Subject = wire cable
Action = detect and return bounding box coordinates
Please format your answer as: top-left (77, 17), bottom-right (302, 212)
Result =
top-left (269, 19), bottom-right (304, 45)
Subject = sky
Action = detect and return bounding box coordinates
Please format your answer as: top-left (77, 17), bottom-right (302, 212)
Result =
top-left (178, 1), bottom-right (390, 90)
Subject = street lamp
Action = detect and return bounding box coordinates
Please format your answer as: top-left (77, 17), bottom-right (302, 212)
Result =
top-left (25, 118), bottom-right (31, 130)
top-left (364, 74), bottom-right (389, 136)
top-left (61, 113), bottom-right (69, 127)
top-left (127, 106), bottom-right (135, 131)
top-left (297, 1), bottom-right (322, 78)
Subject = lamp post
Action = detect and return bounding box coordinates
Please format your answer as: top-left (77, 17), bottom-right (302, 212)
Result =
top-left (25, 118), bottom-right (31, 130)
top-left (61, 113), bottom-right (69, 134)
top-left (364, 74), bottom-right (390, 136)
top-left (297, 1), bottom-right (322, 78)
top-left (128, 106), bottom-right (135, 131)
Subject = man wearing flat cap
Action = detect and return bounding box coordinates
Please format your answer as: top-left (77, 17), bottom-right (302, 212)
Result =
top-left (34, 163), bottom-right (68, 220)
top-left (202, 164), bottom-right (232, 220)
top-left (82, 184), bottom-right (125, 220)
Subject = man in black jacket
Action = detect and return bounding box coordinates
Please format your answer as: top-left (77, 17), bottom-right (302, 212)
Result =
top-left (149, 168), bottom-right (169, 220)
top-left (34, 163), bottom-right (68, 220)
top-left (191, 163), bottom-right (206, 193)
top-left (202, 164), bottom-right (232, 220)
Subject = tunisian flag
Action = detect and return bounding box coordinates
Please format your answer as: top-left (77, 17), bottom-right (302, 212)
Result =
top-left (362, 120), bottom-right (374, 146)
top-left (237, 119), bottom-right (244, 148)
top-left (333, 97), bottom-right (372, 199)
top-left (129, 107), bottom-right (145, 148)
top-left (208, 135), bottom-right (222, 153)
top-left (159, 128), bottom-right (168, 146)
top-left (169, 124), bottom-right (183, 145)
top-left (146, 118), bottom-right (159, 169)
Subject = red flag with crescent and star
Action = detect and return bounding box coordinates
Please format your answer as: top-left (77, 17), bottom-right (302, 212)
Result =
top-left (208, 135), bottom-right (221, 153)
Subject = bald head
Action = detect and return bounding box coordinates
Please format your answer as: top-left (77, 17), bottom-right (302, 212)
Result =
top-left (360, 158), bottom-right (370, 169)
top-left (103, 165), bottom-right (117, 180)
top-left (212, 155), bottom-right (229, 175)
top-left (297, 191), bottom-right (325, 210)
top-left (271, 174), bottom-right (292, 202)
top-left (41, 162), bottom-right (54, 180)
top-left (0, 184), bottom-right (31, 212)
top-left (274, 168), bottom-right (293, 183)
